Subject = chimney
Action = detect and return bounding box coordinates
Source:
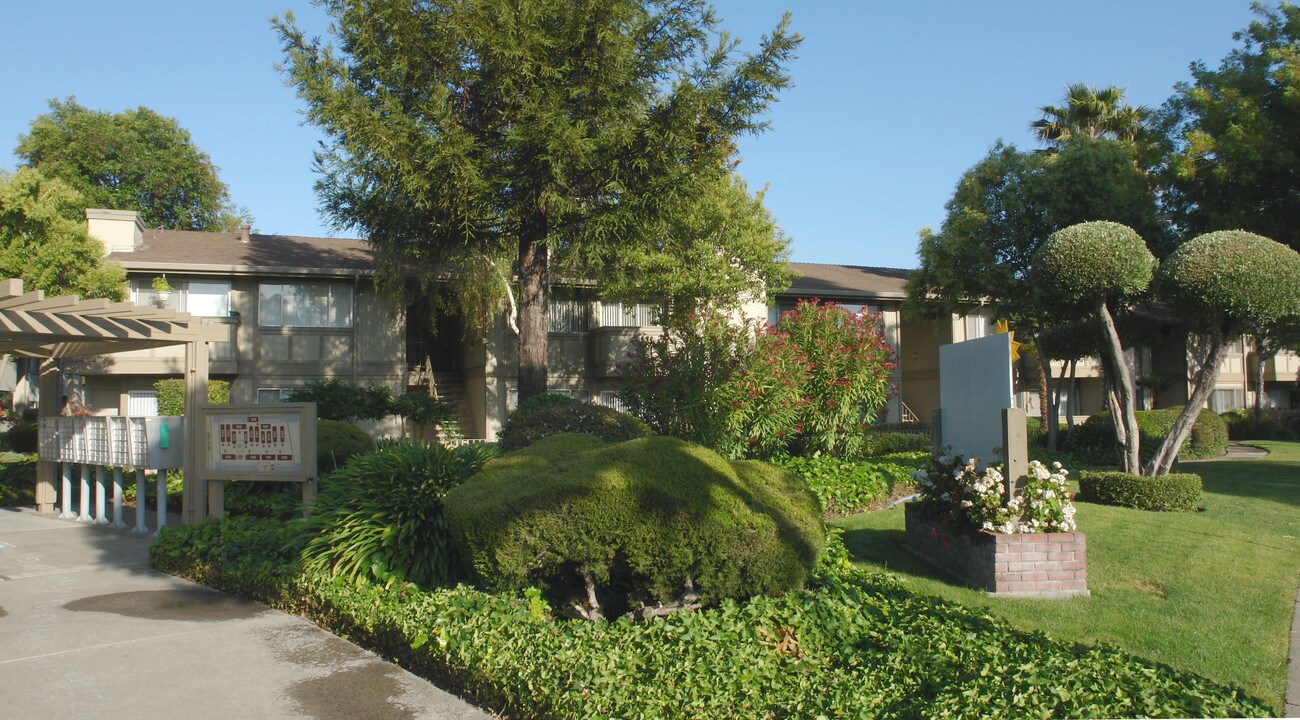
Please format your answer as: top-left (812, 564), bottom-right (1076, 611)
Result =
top-left (239, 224), bottom-right (251, 243)
top-left (85, 209), bottom-right (144, 254)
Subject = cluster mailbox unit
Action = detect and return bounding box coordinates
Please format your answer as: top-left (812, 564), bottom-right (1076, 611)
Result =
top-left (38, 416), bottom-right (183, 534)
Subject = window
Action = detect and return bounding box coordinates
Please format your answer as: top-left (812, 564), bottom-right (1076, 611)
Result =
top-left (548, 298), bottom-right (591, 333)
top-left (127, 390), bottom-right (158, 417)
top-left (131, 278), bottom-right (231, 316)
top-left (1210, 388), bottom-right (1244, 413)
top-left (600, 301), bottom-right (660, 327)
top-left (258, 282), bottom-right (353, 327)
top-left (257, 388), bottom-right (295, 404)
top-left (964, 313), bottom-right (995, 340)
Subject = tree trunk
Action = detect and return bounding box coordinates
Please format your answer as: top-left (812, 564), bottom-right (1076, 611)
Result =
top-left (1097, 300), bottom-right (1141, 474)
top-left (1045, 354), bottom-right (1063, 452)
top-left (517, 217), bottom-right (549, 403)
top-left (1065, 358), bottom-right (1078, 431)
top-left (1147, 332), bottom-right (1231, 476)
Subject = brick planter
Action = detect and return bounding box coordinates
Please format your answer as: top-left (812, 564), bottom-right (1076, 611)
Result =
top-left (903, 502), bottom-right (1089, 598)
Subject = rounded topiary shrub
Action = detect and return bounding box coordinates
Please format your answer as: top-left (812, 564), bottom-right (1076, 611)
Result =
top-left (1065, 406), bottom-right (1226, 465)
top-left (1078, 470), bottom-right (1203, 512)
top-left (446, 433), bottom-right (825, 620)
top-left (1034, 221), bottom-right (1156, 309)
top-left (497, 400), bottom-right (648, 451)
top-left (316, 419), bottom-right (374, 474)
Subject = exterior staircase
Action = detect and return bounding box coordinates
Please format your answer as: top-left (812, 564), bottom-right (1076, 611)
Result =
top-left (406, 365), bottom-right (475, 439)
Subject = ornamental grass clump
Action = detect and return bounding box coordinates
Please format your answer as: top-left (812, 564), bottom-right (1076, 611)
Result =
top-left (913, 450), bottom-right (1076, 533)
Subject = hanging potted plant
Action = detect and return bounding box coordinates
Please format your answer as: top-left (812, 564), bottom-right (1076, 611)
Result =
top-left (151, 275), bottom-right (173, 307)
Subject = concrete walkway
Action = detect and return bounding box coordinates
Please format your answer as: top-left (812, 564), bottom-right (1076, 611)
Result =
top-left (0, 507), bottom-right (493, 720)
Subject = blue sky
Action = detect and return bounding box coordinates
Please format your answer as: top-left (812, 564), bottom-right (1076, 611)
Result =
top-left (1, 1), bottom-right (1260, 269)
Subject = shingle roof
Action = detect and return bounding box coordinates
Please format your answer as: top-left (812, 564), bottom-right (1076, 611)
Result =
top-left (108, 229), bottom-right (916, 297)
top-left (783, 262), bottom-right (913, 300)
top-left (107, 228), bottom-right (375, 274)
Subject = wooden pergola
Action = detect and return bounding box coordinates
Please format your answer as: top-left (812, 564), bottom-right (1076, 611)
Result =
top-left (0, 278), bottom-right (222, 523)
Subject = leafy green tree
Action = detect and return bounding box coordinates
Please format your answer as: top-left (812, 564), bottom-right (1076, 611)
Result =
top-left (1032, 221), bottom-right (1157, 475)
top-left (1160, 3), bottom-right (1300, 251)
top-left (1031, 83), bottom-right (1150, 150)
top-left (274, 0), bottom-right (799, 401)
top-left (0, 168), bottom-right (126, 300)
top-left (1147, 230), bottom-right (1300, 475)
top-left (15, 97), bottom-right (250, 232)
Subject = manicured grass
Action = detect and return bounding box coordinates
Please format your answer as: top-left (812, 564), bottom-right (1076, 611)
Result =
top-left (833, 441), bottom-right (1300, 713)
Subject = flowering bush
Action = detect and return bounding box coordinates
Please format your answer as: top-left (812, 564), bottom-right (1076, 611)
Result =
top-left (619, 300), bottom-right (896, 461)
top-left (912, 450), bottom-right (1077, 534)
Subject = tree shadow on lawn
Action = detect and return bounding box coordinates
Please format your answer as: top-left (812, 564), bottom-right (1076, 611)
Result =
top-left (1176, 457), bottom-right (1300, 509)
top-left (838, 524), bottom-right (962, 588)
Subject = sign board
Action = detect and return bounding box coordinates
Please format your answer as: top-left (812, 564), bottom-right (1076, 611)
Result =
top-left (938, 333), bottom-right (1014, 463)
top-left (196, 403), bottom-right (317, 483)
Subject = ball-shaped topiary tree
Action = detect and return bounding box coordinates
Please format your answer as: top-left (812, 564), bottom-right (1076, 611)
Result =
top-left (1147, 230), bottom-right (1300, 474)
top-left (1033, 221), bottom-right (1156, 474)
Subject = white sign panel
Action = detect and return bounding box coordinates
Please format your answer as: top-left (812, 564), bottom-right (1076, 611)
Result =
top-left (939, 333), bottom-right (1014, 463)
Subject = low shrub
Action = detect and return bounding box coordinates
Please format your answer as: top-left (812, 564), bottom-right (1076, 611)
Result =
top-left (446, 434), bottom-right (824, 619)
top-left (497, 401), bottom-right (648, 451)
top-left (315, 419), bottom-right (374, 474)
top-left (514, 391), bottom-right (580, 416)
top-left (1077, 470), bottom-right (1203, 512)
top-left (862, 431), bottom-right (931, 457)
top-left (154, 378), bottom-right (230, 415)
top-left (5, 421), bottom-right (37, 454)
top-left (292, 442), bottom-right (497, 588)
top-left (1066, 406), bottom-right (1227, 465)
top-left (1222, 408), bottom-right (1300, 441)
top-left (149, 518), bottom-right (1268, 719)
top-left (780, 456), bottom-right (916, 516)
top-left (0, 456), bottom-right (35, 506)
top-left (871, 450), bottom-right (929, 467)
top-left (224, 481), bottom-right (302, 520)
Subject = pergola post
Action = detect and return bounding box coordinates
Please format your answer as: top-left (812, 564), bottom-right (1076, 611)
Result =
top-left (34, 359), bottom-right (60, 513)
top-left (181, 336), bottom-right (210, 524)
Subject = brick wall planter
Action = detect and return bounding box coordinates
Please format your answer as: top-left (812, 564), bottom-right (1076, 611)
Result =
top-left (903, 502), bottom-right (1089, 598)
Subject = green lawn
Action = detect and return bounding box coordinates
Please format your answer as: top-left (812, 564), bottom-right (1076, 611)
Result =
top-left (833, 441), bottom-right (1300, 712)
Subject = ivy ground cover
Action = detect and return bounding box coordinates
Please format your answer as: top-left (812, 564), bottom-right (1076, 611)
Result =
top-left (835, 441), bottom-right (1300, 713)
top-left (150, 519), bottom-right (1265, 718)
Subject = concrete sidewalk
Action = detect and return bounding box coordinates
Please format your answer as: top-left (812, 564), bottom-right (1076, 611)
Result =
top-left (0, 507), bottom-right (493, 720)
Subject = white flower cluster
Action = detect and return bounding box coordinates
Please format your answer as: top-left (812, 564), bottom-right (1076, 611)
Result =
top-left (916, 452), bottom-right (1078, 534)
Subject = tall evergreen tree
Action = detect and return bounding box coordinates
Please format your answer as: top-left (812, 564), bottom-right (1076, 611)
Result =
top-left (274, 0), bottom-right (799, 401)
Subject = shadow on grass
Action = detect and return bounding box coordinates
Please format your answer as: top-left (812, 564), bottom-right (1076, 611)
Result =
top-left (1178, 455), bottom-right (1300, 509)
top-left (839, 525), bottom-right (958, 587)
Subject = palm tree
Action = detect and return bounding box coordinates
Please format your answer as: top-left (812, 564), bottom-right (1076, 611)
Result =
top-left (1032, 83), bottom-right (1148, 149)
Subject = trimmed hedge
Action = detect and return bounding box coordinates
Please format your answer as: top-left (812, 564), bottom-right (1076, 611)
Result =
top-left (862, 431), bottom-right (931, 457)
top-left (1067, 406), bottom-right (1227, 465)
top-left (154, 378), bottom-right (230, 415)
top-left (1222, 408), bottom-right (1300, 442)
top-left (148, 518), bottom-right (1268, 719)
top-left (446, 434), bottom-right (824, 617)
top-left (497, 401), bottom-right (648, 451)
top-left (1078, 470), bottom-right (1204, 512)
top-left (780, 456), bottom-right (916, 516)
top-left (316, 419), bottom-right (374, 474)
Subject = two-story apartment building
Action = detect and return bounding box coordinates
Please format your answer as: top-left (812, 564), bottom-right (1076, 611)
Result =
top-left (14, 208), bottom-right (1294, 441)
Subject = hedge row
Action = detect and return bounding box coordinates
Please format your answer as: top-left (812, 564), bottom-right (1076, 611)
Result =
top-left (1221, 408), bottom-right (1300, 442)
top-left (1078, 471), bottom-right (1204, 512)
top-left (1066, 406), bottom-right (1227, 465)
top-left (148, 518), bottom-right (1267, 719)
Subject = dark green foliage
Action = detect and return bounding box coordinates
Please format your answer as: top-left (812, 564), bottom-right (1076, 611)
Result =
top-left (389, 392), bottom-right (455, 426)
top-left (16, 97), bottom-right (247, 231)
top-left (149, 520), bottom-right (1267, 719)
top-left (5, 421), bottom-right (37, 454)
top-left (0, 455), bottom-right (36, 506)
top-left (513, 392), bottom-right (580, 417)
top-left (1157, 231), bottom-right (1300, 332)
top-left (315, 419), bottom-right (374, 475)
top-left (779, 456), bottom-right (916, 517)
top-left (446, 434), bottom-right (824, 617)
top-left (497, 401), bottom-right (648, 451)
top-left (1078, 470), bottom-right (1204, 512)
top-left (862, 431), bottom-right (931, 457)
top-left (1222, 409), bottom-right (1300, 442)
top-left (1067, 406), bottom-right (1227, 464)
top-left (293, 442), bottom-right (497, 588)
top-left (153, 378), bottom-right (230, 416)
top-left (1034, 221), bottom-right (1156, 309)
top-left (223, 482), bottom-right (301, 520)
top-left (287, 378), bottom-right (392, 422)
